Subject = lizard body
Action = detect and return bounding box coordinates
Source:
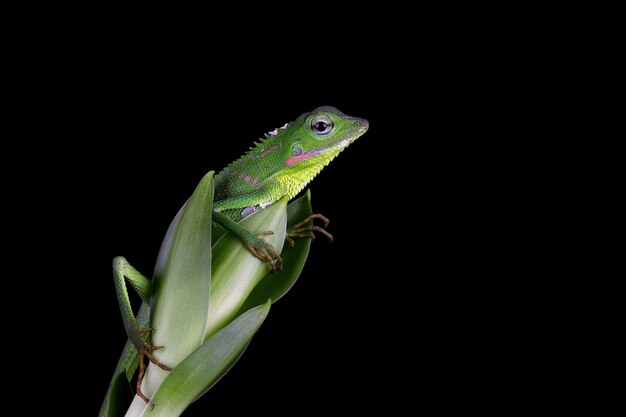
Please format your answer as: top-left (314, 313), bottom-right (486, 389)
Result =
top-left (101, 106), bottom-right (368, 412)
top-left (213, 106), bottom-right (368, 226)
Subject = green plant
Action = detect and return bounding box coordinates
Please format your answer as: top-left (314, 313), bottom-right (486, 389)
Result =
top-left (100, 172), bottom-right (314, 417)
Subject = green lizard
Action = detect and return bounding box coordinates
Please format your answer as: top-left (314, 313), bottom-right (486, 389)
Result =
top-left (102, 106), bottom-right (368, 410)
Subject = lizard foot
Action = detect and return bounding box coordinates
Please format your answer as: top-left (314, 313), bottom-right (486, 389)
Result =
top-left (286, 214), bottom-right (333, 247)
top-left (136, 328), bottom-right (172, 403)
top-left (246, 233), bottom-right (283, 273)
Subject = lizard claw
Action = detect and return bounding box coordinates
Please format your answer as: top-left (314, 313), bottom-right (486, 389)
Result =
top-left (287, 213), bottom-right (334, 246)
top-left (136, 328), bottom-right (172, 402)
top-left (246, 235), bottom-right (283, 272)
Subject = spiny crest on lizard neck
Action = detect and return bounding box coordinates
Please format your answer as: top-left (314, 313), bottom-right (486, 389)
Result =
top-left (248, 122), bottom-right (290, 158)
top-left (222, 122), bottom-right (289, 171)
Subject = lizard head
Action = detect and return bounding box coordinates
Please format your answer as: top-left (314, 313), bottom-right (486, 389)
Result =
top-left (282, 106), bottom-right (369, 168)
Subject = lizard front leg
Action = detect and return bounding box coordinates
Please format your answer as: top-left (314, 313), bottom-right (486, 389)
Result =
top-left (212, 211), bottom-right (283, 272)
top-left (112, 256), bottom-right (171, 402)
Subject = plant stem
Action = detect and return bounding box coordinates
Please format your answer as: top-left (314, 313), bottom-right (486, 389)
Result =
top-left (124, 395), bottom-right (148, 417)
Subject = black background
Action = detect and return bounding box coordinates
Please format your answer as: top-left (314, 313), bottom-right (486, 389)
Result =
top-left (7, 12), bottom-right (602, 413)
top-left (27, 54), bottom-right (536, 414)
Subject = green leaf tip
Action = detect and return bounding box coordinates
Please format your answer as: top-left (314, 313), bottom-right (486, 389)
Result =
top-left (144, 300), bottom-right (271, 417)
top-left (143, 170), bottom-right (215, 400)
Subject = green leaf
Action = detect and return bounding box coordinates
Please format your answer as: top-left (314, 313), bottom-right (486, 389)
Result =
top-left (204, 196), bottom-right (288, 339)
top-left (142, 171), bottom-right (215, 398)
top-left (99, 370), bottom-right (133, 417)
top-left (153, 203), bottom-right (184, 283)
top-left (143, 301), bottom-right (271, 417)
top-left (240, 190), bottom-right (313, 312)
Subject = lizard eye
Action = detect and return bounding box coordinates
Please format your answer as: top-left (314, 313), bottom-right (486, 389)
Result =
top-left (311, 115), bottom-right (334, 136)
top-left (291, 144), bottom-right (302, 156)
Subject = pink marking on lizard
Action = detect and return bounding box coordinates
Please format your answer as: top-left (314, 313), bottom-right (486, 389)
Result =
top-left (253, 178), bottom-right (259, 186)
top-left (284, 149), bottom-right (324, 166)
top-left (250, 144), bottom-right (281, 160)
top-left (245, 175), bottom-right (252, 183)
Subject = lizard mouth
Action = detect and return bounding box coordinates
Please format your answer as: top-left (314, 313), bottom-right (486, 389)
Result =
top-left (357, 119), bottom-right (369, 133)
top-left (330, 118), bottom-right (369, 152)
top-left (349, 118), bottom-right (369, 141)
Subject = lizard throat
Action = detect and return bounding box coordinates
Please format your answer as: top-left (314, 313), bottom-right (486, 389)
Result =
top-left (280, 148), bottom-right (343, 200)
